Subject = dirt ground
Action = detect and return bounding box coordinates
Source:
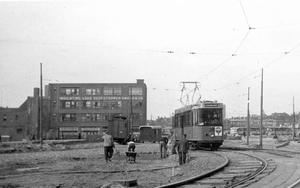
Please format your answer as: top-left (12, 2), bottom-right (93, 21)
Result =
top-left (1, 136), bottom-right (296, 188)
top-left (0, 141), bottom-right (225, 188)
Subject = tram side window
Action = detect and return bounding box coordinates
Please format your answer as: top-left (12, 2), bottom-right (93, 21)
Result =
top-left (189, 111), bottom-right (192, 126)
top-left (192, 110), bottom-right (197, 126)
top-left (185, 112), bottom-right (189, 127)
top-left (196, 109), bottom-right (203, 126)
top-left (174, 115), bottom-right (178, 128)
top-left (181, 114), bottom-right (185, 127)
top-left (183, 112), bottom-right (190, 127)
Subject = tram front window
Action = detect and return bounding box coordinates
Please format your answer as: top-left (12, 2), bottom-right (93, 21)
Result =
top-left (202, 109), bottom-right (222, 125)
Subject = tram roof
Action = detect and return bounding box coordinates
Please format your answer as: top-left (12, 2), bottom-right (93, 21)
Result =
top-left (174, 101), bottom-right (223, 114)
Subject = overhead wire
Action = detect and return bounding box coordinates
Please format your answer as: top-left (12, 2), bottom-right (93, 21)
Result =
top-left (239, 0), bottom-right (251, 28)
top-left (211, 40), bottom-right (300, 91)
top-left (197, 0), bottom-right (253, 82)
top-left (256, 22), bottom-right (300, 30)
top-left (3, 38), bottom-right (298, 57)
top-left (1, 38), bottom-right (233, 56)
top-left (43, 78), bottom-right (66, 83)
top-left (3, 2), bottom-right (299, 105)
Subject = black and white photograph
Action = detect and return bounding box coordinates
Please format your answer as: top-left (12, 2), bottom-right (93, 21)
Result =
top-left (1, 0), bottom-right (300, 187)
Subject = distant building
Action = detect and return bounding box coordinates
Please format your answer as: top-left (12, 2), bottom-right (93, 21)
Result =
top-left (44, 79), bottom-right (147, 139)
top-left (0, 79), bottom-right (147, 141)
top-left (0, 88), bottom-right (47, 141)
top-left (227, 114), bottom-right (288, 129)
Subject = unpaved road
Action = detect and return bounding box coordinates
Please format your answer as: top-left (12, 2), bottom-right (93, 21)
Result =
top-left (0, 141), bottom-right (224, 188)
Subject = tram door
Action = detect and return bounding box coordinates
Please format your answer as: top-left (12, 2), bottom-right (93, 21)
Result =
top-left (180, 115), bottom-right (185, 138)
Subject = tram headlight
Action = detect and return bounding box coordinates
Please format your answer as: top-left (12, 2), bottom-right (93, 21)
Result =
top-left (211, 134), bottom-right (214, 138)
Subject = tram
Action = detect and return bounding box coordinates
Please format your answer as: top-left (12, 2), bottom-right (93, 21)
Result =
top-left (266, 126), bottom-right (292, 136)
top-left (172, 100), bottom-right (224, 150)
top-left (139, 125), bottom-right (162, 143)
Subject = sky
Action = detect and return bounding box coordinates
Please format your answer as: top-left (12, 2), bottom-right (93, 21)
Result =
top-left (0, 0), bottom-right (300, 119)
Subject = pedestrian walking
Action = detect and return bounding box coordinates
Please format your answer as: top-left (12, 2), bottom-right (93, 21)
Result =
top-left (159, 136), bottom-right (168, 158)
top-left (102, 131), bottom-right (115, 162)
top-left (177, 134), bottom-right (189, 165)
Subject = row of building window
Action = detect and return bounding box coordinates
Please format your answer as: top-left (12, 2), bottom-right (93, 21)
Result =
top-left (59, 113), bottom-right (143, 122)
top-left (59, 87), bottom-right (143, 96)
top-left (3, 115), bottom-right (19, 122)
top-left (59, 100), bottom-right (142, 109)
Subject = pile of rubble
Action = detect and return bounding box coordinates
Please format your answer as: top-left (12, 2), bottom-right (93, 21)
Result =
top-left (0, 142), bottom-right (71, 154)
top-left (226, 134), bottom-right (242, 140)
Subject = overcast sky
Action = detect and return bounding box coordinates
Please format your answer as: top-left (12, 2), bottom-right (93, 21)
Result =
top-left (1, 0), bottom-right (300, 119)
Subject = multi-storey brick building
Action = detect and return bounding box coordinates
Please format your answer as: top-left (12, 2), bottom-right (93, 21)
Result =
top-left (0, 79), bottom-right (147, 141)
top-left (44, 79), bottom-right (147, 139)
top-left (0, 88), bottom-right (47, 141)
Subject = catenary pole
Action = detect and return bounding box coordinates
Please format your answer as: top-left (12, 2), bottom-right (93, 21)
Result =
top-left (247, 87), bottom-right (250, 145)
top-left (259, 69), bottom-right (263, 149)
top-left (40, 63), bottom-right (43, 145)
top-left (130, 86), bottom-right (133, 133)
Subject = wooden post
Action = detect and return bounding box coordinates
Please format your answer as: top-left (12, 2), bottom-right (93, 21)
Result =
top-left (247, 87), bottom-right (250, 145)
top-left (40, 63), bottom-right (43, 145)
top-left (259, 69), bottom-right (263, 149)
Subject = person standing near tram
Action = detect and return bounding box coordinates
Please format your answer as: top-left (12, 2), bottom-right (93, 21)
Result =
top-left (168, 130), bottom-right (177, 155)
top-left (177, 134), bottom-right (189, 165)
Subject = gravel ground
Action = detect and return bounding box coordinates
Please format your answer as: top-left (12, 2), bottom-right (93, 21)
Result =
top-left (0, 141), bottom-right (225, 188)
top-left (1, 136), bottom-right (298, 188)
top-left (223, 135), bottom-right (300, 150)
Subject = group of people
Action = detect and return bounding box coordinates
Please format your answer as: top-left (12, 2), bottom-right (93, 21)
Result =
top-left (102, 130), bottom-right (189, 165)
top-left (159, 131), bottom-right (189, 165)
top-left (102, 131), bottom-right (136, 163)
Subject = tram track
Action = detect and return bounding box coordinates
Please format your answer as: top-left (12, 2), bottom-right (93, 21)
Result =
top-left (251, 148), bottom-right (300, 188)
top-left (155, 152), bottom-right (229, 188)
top-left (157, 151), bottom-right (273, 188)
top-left (220, 146), bottom-right (300, 188)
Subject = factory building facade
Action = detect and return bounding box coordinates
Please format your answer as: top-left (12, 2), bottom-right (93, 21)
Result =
top-left (0, 79), bottom-right (147, 141)
top-left (45, 79), bottom-right (147, 139)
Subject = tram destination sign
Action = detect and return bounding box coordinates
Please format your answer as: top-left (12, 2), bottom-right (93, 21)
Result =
top-left (204, 103), bottom-right (219, 107)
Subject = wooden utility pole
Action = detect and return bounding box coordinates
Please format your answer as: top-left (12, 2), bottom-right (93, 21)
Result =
top-left (259, 69), bottom-right (263, 149)
top-left (40, 63), bottom-right (43, 145)
top-left (247, 87), bottom-right (250, 145)
top-left (130, 86), bottom-right (133, 133)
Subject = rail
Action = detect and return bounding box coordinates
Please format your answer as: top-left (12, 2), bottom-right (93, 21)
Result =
top-left (225, 152), bottom-right (268, 188)
top-left (155, 152), bottom-right (229, 188)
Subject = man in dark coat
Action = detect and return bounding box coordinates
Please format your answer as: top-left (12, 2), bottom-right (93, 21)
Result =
top-left (177, 134), bottom-right (189, 165)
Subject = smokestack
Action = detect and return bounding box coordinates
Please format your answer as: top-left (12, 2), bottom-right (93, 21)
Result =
top-left (34, 88), bottom-right (39, 97)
